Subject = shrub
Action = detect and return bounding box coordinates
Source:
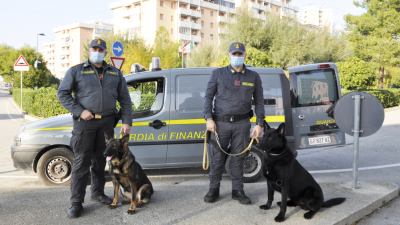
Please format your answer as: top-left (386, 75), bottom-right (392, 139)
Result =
top-left (337, 57), bottom-right (376, 90)
top-left (341, 88), bottom-right (400, 108)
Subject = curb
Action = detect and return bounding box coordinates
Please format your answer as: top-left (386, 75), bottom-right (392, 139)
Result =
top-left (10, 98), bottom-right (41, 122)
top-left (384, 106), bottom-right (400, 112)
top-left (335, 183), bottom-right (400, 225)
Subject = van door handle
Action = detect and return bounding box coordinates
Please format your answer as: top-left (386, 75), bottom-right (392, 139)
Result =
top-left (149, 120), bottom-right (166, 129)
top-left (298, 115), bottom-right (305, 120)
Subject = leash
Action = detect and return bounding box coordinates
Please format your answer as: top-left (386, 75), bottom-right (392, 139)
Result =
top-left (203, 130), bottom-right (258, 171)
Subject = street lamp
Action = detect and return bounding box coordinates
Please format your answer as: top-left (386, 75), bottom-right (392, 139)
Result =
top-left (35, 33), bottom-right (46, 69)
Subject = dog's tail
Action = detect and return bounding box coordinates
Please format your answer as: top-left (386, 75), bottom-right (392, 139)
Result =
top-left (322, 198), bottom-right (346, 208)
top-left (136, 184), bottom-right (152, 204)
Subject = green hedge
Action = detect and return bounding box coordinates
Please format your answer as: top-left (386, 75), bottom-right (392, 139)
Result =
top-left (12, 88), bottom-right (68, 118)
top-left (341, 88), bottom-right (400, 108)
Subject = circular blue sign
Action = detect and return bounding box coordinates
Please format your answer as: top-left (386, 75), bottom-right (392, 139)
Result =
top-left (112, 41), bottom-right (124, 57)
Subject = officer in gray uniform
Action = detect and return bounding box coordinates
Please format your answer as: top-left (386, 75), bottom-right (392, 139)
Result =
top-left (57, 38), bottom-right (132, 218)
top-left (203, 42), bottom-right (265, 205)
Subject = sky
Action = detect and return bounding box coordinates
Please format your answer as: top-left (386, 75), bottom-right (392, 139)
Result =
top-left (0, 0), bottom-right (365, 49)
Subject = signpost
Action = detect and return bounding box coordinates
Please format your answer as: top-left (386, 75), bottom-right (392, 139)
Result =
top-left (111, 41), bottom-right (125, 70)
top-left (334, 92), bottom-right (385, 189)
top-left (13, 55), bottom-right (30, 113)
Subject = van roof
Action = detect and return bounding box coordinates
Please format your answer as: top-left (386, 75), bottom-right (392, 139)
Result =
top-left (125, 66), bottom-right (285, 80)
top-left (288, 62), bottom-right (336, 73)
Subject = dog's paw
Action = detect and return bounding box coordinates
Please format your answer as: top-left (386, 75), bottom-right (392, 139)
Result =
top-left (127, 209), bottom-right (136, 214)
top-left (137, 202), bottom-right (144, 208)
top-left (274, 214), bottom-right (285, 222)
top-left (108, 204), bottom-right (118, 209)
top-left (304, 211), bottom-right (315, 219)
top-left (259, 204), bottom-right (271, 210)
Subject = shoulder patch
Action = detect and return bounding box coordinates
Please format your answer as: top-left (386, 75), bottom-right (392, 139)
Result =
top-left (107, 71), bottom-right (118, 76)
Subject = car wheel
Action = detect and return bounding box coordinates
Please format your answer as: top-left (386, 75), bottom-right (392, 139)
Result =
top-left (225, 148), bottom-right (264, 183)
top-left (37, 147), bottom-right (73, 186)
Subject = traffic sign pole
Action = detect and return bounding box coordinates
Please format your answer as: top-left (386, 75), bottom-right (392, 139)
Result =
top-left (352, 94), bottom-right (362, 189)
top-left (20, 71), bottom-right (23, 113)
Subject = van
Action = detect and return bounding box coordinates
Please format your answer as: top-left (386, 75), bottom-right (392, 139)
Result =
top-left (11, 63), bottom-right (345, 185)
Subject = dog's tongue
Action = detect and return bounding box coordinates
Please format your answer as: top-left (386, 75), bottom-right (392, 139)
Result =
top-left (106, 156), bottom-right (112, 161)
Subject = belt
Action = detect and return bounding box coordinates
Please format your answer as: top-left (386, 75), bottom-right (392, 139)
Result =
top-left (92, 113), bottom-right (115, 120)
top-left (213, 111), bottom-right (253, 123)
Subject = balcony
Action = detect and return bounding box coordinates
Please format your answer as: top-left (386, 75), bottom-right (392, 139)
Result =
top-left (179, 20), bottom-right (201, 30)
top-left (178, 8), bottom-right (201, 18)
top-left (218, 15), bottom-right (229, 24)
top-left (179, 33), bottom-right (201, 43)
top-left (178, 0), bottom-right (201, 5)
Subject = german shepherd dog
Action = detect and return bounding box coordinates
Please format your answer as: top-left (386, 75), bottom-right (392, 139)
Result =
top-left (104, 134), bottom-right (153, 214)
top-left (257, 122), bottom-right (345, 222)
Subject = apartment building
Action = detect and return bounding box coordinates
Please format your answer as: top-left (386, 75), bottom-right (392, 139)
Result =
top-left (42, 21), bottom-right (113, 78)
top-left (297, 5), bottom-right (333, 33)
top-left (110, 0), bottom-right (296, 53)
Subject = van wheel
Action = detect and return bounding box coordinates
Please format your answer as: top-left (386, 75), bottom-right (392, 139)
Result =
top-left (37, 147), bottom-right (73, 186)
top-left (225, 148), bottom-right (264, 183)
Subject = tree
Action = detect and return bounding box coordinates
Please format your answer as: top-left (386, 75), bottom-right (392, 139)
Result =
top-left (345, 0), bottom-right (400, 88)
top-left (0, 45), bottom-right (58, 88)
top-left (152, 27), bottom-right (181, 69)
top-left (337, 57), bottom-right (376, 90)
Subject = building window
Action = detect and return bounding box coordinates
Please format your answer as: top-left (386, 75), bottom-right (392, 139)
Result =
top-left (171, 16), bottom-right (174, 22)
top-left (160, 13), bottom-right (164, 20)
top-left (210, 22), bottom-right (214, 28)
top-left (201, 9), bottom-right (204, 15)
top-left (171, 2), bottom-right (174, 8)
top-left (171, 28), bottom-right (174, 34)
top-left (201, 20), bottom-right (204, 27)
top-left (201, 33), bottom-right (204, 38)
top-left (210, 34), bottom-right (214, 40)
top-left (210, 10), bottom-right (214, 16)
top-left (160, 1), bottom-right (164, 6)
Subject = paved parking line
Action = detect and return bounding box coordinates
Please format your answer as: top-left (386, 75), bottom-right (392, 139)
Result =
top-left (310, 162), bottom-right (400, 174)
top-left (0, 175), bottom-right (37, 179)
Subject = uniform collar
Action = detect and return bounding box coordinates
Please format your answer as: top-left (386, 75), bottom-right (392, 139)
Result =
top-left (228, 64), bottom-right (246, 74)
top-left (83, 60), bottom-right (109, 69)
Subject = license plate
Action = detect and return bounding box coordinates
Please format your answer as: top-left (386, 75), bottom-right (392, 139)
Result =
top-left (308, 136), bottom-right (331, 145)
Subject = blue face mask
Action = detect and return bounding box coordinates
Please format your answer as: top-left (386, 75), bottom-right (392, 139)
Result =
top-left (230, 55), bottom-right (245, 67)
top-left (89, 51), bottom-right (105, 64)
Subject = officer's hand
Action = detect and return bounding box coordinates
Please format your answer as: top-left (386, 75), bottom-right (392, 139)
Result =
top-left (80, 110), bottom-right (94, 120)
top-left (206, 119), bottom-right (216, 133)
top-left (121, 124), bottom-right (131, 135)
top-left (251, 125), bottom-right (263, 141)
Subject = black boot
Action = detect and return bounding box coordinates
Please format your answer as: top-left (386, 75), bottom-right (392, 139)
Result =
top-left (204, 188), bottom-right (220, 203)
top-left (67, 202), bottom-right (83, 218)
top-left (232, 190), bottom-right (251, 205)
top-left (91, 193), bottom-right (112, 205)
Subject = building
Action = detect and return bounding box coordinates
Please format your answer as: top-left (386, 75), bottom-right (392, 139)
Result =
top-left (297, 5), bottom-right (333, 33)
top-left (42, 21), bottom-right (113, 78)
top-left (110, 0), bottom-right (297, 53)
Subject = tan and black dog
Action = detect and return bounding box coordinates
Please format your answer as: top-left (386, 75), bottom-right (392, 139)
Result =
top-left (104, 134), bottom-right (153, 214)
top-left (257, 122), bottom-right (345, 222)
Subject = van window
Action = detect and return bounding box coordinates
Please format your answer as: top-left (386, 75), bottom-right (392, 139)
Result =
top-left (293, 69), bottom-right (338, 107)
top-left (176, 75), bottom-right (207, 112)
top-left (127, 78), bottom-right (164, 118)
top-left (260, 74), bottom-right (284, 115)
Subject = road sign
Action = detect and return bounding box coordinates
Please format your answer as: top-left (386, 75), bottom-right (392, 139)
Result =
top-left (14, 55), bottom-right (29, 71)
top-left (112, 41), bottom-right (124, 57)
top-left (334, 92), bottom-right (384, 137)
top-left (110, 57), bottom-right (125, 70)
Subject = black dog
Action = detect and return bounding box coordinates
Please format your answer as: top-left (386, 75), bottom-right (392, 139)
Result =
top-left (257, 122), bottom-right (345, 222)
top-left (104, 134), bottom-right (153, 214)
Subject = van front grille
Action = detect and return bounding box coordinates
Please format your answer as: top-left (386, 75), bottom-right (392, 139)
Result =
top-left (310, 123), bottom-right (338, 132)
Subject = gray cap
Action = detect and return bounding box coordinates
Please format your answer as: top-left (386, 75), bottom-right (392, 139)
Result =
top-left (229, 42), bottom-right (246, 54)
top-left (89, 38), bottom-right (107, 50)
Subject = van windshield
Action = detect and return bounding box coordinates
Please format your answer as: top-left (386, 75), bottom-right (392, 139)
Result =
top-left (292, 69), bottom-right (339, 107)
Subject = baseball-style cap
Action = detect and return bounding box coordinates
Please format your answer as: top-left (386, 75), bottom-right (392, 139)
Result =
top-left (89, 38), bottom-right (107, 50)
top-left (229, 42), bottom-right (246, 54)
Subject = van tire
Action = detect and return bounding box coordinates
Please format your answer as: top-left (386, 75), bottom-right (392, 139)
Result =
top-left (225, 148), bottom-right (264, 183)
top-left (37, 147), bottom-right (73, 186)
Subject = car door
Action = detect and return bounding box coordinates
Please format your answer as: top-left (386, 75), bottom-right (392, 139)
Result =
top-left (166, 68), bottom-right (213, 166)
top-left (288, 63), bottom-right (346, 149)
top-left (121, 72), bottom-right (169, 167)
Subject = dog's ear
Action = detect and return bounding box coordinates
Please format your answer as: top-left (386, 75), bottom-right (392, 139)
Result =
top-left (277, 123), bottom-right (285, 135)
top-left (264, 120), bottom-right (271, 129)
top-left (104, 132), bottom-right (114, 143)
top-left (120, 133), bottom-right (130, 146)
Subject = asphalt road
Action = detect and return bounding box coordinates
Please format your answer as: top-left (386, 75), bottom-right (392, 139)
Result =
top-left (0, 89), bottom-right (399, 225)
